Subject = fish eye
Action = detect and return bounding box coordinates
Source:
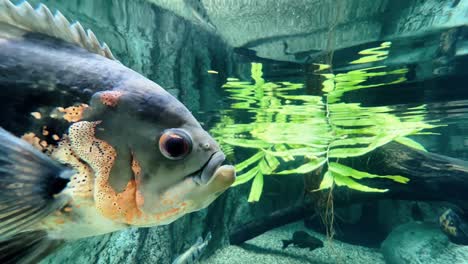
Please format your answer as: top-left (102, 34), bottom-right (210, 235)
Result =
top-left (159, 129), bottom-right (192, 160)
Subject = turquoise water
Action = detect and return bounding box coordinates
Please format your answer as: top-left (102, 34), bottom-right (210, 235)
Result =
top-left (1, 0), bottom-right (467, 263)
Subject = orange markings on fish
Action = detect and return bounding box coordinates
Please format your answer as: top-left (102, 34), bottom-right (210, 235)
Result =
top-left (58, 104), bottom-right (89, 122)
top-left (100, 91), bottom-right (123, 107)
top-left (97, 180), bottom-right (143, 224)
top-left (161, 198), bottom-right (174, 206)
top-left (40, 140), bottom-right (48, 148)
top-left (131, 153), bottom-right (142, 178)
top-left (68, 121), bottom-right (194, 226)
top-left (136, 190), bottom-right (145, 209)
top-left (21, 132), bottom-right (44, 151)
top-left (154, 207), bottom-right (181, 221)
top-left (68, 122), bottom-right (143, 224)
top-left (131, 153), bottom-right (145, 208)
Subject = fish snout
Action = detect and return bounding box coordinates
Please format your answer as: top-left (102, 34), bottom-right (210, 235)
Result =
top-left (212, 164), bottom-right (236, 187)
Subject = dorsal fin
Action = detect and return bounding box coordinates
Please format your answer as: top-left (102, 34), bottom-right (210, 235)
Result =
top-left (0, 0), bottom-right (116, 60)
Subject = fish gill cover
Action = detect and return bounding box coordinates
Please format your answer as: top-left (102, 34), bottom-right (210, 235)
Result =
top-left (211, 42), bottom-right (442, 202)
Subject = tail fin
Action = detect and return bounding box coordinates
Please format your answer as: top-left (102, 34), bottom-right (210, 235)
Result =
top-left (0, 128), bottom-right (72, 262)
top-left (0, 231), bottom-right (64, 264)
top-left (282, 240), bottom-right (291, 249)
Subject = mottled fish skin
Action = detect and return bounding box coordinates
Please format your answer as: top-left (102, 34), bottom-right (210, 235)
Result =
top-left (172, 232), bottom-right (212, 264)
top-left (0, 0), bottom-right (235, 243)
top-left (439, 209), bottom-right (468, 245)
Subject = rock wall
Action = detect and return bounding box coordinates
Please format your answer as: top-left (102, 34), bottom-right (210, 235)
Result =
top-left (149, 0), bottom-right (467, 63)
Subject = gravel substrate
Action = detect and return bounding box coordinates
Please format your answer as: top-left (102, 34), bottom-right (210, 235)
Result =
top-left (204, 222), bottom-right (385, 264)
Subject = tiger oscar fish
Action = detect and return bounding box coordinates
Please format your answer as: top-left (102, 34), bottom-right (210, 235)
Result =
top-left (0, 0), bottom-right (235, 263)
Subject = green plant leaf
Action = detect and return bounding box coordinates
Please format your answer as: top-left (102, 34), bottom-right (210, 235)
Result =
top-left (223, 138), bottom-right (272, 149)
top-left (313, 170), bottom-right (334, 191)
top-left (235, 151), bottom-right (265, 172)
top-left (263, 147), bottom-right (327, 158)
top-left (264, 153), bottom-right (280, 172)
top-left (232, 167), bottom-right (260, 187)
top-left (329, 137), bottom-right (376, 147)
top-left (394, 137), bottom-right (427, 151)
top-left (276, 158), bottom-right (326, 175)
top-left (216, 46), bottom-right (440, 201)
top-left (248, 172), bottom-right (264, 202)
top-left (251, 63), bottom-right (264, 85)
top-left (329, 147), bottom-right (373, 158)
top-left (333, 172), bottom-right (388, 192)
top-left (259, 159), bottom-right (273, 174)
top-left (329, 162), bottom-right (409, 184)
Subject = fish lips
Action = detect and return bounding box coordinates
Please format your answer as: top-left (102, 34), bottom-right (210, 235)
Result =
top-left (191, 151), bottom-right (226, 185)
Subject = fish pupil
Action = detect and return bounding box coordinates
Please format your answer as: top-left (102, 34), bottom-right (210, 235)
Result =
top-left (165, 135), bottom-right (188, 157)
top-left (159, 129), bottom-right (193, 160)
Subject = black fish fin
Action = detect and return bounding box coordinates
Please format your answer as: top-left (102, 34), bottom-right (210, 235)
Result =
top-left (281, 240), bottom-right (291, 249)
top-left (0, 127), bottom-right (72, 239)
top-left (0, 230), bottom-right (64, 264)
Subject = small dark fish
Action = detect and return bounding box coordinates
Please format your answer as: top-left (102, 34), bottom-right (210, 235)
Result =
top-left (172, 232), bottom-right (212, 264)
top-left (282, 231), bottom-right (323, 251)
top-left (439, 209), bottom-right (468, 245)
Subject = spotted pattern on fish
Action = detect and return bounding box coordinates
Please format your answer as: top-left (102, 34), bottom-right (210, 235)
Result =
top-left (67, 121), bottom-right (142, 223)
top-left (66, 121), bottom-right (192, 225)
top-left (440, 209), bottom-right (458, 236)
top-left (57, 104), bottom-right (89, 123)
top-left (98, 91), bottom-right (123, 107)
top-left (64, 118), bottom-right (212, 226)
top-left (51, 136), bottom-right (94, 199)
top-left (21, 132), bottom-right (48, 151)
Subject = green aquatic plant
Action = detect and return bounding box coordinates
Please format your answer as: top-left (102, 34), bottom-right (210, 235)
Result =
top-left (349, 41), bottom-right (391, 64)
top-left (211, 42), bottom-right (439, 202)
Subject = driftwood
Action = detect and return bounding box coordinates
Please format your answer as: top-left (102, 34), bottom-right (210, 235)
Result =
top-left (229, 142), bottom-right (468, 245)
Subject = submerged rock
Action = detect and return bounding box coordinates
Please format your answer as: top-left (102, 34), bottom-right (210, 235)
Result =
top-left (42, 227), bottom-right (172, 264)
top-left (381, 222), bottom-right (468, 264)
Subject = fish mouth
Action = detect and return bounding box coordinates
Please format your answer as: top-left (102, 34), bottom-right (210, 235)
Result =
top-left (191, 151), bottom-right (226, 185)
